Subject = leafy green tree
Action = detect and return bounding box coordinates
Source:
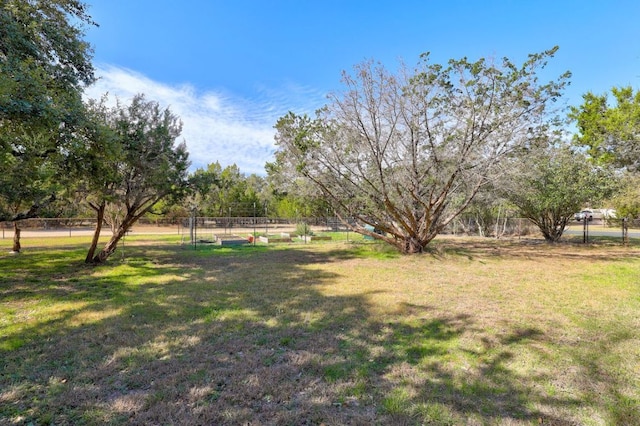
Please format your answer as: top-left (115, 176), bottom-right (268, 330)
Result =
top-left (218, 164), bottom-right (257, 216)
top-left (189, 162), bottom-right (222, 216)
top-left (67, 96), bottom-right (122, 262)
top-left (0, 0), bottom-right (96, 250)
top-left (571, 87), bottom-right (640, 219)
top-left (0, 0), bottom-right (95, 122)
top-left (189, 162), bottom-right (266, 217)
top-left (77, 94), bottom-right (190, 263)
top-left (609, 173), bottom-right (640, 220)
top-left (570, 87), bottom-right (640, 170)
top-left (266, 153), bottom-right (329, 220)
top-left (273, 48), bottom-right (570, 253)
top-left (273, 195), bottom-right (308, 220)
top-left (501, 144), bottom-right (612, 242)
top-left (0, 133), bottom-right (59, 251)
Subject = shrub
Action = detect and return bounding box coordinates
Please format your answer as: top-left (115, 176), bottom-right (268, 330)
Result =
top-left (296, 222), bottom-right (314, 236)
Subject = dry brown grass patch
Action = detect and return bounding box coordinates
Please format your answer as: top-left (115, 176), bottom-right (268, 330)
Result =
top-left (1, 236), bottom-right (639, 424)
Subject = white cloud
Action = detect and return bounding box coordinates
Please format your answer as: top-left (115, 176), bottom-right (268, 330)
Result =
top-left (84, 65), bottom-right (326, 175)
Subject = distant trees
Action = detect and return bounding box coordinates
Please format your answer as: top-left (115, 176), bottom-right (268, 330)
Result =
top-left (187, 160), bottom-right (334, 222)
top-left (609, 173), bottom-right (640, 220)
top-left (273, 48), bottom-right (570, 253)
top-left (571, 87), bottom-right (640, 171)
top-left (190, 162), bottom-right (265, 217)
top-left (265, 147), bottom-right (330, 220)
top-left (571, 87), bottom-right (640, 219)
top-left (501, 143), bottom-right (612, 242)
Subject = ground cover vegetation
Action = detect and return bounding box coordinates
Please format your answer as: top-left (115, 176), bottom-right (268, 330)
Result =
top-left (1, 236), bottom-right (639, 425)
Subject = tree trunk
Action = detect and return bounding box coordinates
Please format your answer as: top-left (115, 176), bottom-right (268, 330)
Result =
top-left (85, 203), bottom-right (106, 263)
top-left (91, 210), bottom-right (147, 263)
top-left (538, 217), bottom-right (567, 242)
top-left (399, 235), bottom-right (427, 254)
top-left (88, 197), bottom-right (163, 263)
top-left (91, 227), bottom-right (126, 263)
top-left (494, 205), bottom-right (504, 239)
top-left (475, 217), bottom-right (485, 237)
top-left (542, 231), bottom-right (562, 242)
top-left (12, 223), bottom-right (21, 253)
top-left (92, 237), bottom-right (118, 263)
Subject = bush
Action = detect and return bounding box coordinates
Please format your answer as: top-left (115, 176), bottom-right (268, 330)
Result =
top-left (296, 222), bottom-right (314, 236)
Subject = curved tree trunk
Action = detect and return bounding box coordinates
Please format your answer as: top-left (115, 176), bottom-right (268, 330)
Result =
top-left (90, 207), bottom-right (153, 263)
top-left (85, 202), bottom-right (106, 263)
top-left (340, 213), bottom-right (437, 254)
top-left (92, 232), bottom-right (123, 263)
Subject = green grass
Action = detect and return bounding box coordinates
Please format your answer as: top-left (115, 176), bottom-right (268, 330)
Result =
top-left (1, 235), bottom-right (639, 424)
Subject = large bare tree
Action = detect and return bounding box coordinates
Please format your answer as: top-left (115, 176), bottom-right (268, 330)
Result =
top-left (274, 48), bottom-right (570, 253)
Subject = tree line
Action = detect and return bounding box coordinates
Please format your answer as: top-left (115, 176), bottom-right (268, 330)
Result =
top-left (2, 1), bottom-right (639, 258)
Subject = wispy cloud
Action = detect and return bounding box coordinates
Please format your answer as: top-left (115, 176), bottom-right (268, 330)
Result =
top-left (84, 65), bottom-right (327, 175)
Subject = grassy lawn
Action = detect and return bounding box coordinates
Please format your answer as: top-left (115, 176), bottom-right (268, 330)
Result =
top-left (1, 234), bottom-right (639, 425)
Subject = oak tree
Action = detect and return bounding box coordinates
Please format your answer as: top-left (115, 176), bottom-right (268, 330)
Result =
top-left (0, 0), bottom-right (96, 251)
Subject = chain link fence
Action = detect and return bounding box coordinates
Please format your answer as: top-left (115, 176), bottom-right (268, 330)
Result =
top-left (2, 216), bottom-right (639, 241)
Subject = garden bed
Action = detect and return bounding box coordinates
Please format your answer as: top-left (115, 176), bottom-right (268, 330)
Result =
top-left (215, 235), bottom-right (248, 246)
top-left (298, 235), bottom-right (332, 242)
top-left (258, 235), bottom-right (292, 243)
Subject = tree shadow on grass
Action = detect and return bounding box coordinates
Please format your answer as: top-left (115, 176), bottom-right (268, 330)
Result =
top-left (431, 236), bottom-right (640, 263)
top-left (0, 241), bottom-right (635, 424)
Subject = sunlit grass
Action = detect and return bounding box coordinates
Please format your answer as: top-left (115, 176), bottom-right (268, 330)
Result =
top-left (1, 236), bottom-right (639, 424)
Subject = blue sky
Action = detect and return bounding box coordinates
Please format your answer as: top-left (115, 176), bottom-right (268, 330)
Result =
top-left (83, 0), bottom-right (640, 175)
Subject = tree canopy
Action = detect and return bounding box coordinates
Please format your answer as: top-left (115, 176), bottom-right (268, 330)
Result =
top-left (6, 2), bottom-right (630, 251)
top-left (608, 172), bottom-right (640, 220)
top-left (0, 0), bottom-right (95, 123)
top-left (190, 162), bottom-right (265, 217)
top-left (273, 48), bottom-right (570, 253)
top-left (0, 0), bottom-right (96, 251)
top-left (77, 94), bottom-right (190, 263)
top-left (501, 143), bottom-right (612, 242)
top-left (571, 86), bottom-right (640, 171)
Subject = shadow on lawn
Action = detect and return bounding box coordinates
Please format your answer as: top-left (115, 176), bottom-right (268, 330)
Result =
top-left (431, 236), bottom-right (640, 263)
top-left (0, 241), bottom-right (635, 424)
